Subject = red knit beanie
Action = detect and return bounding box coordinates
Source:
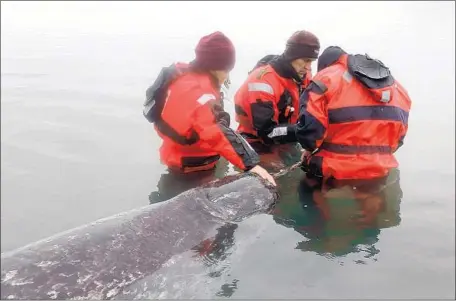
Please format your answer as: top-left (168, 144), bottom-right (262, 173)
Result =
top-left (194, 31), bottom-right (236, 71)
top-left (284, 30), bottom-right (320, 61)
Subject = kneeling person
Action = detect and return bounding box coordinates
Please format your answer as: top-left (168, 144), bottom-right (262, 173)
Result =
top-left (143, 31), bottom-right (276, 187)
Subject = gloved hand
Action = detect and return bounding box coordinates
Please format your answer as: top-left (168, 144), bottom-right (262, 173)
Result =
top-left (301, 149), bottom-right (311, 162)
top-left (300, 149), bottom-right (311, 172)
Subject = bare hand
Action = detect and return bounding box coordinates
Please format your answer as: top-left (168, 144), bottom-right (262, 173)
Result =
top-left (249, 165), bottom-right (277, 187)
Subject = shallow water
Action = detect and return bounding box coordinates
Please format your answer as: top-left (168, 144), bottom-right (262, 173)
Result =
top-left (1, 1), bottom-right (455, 298)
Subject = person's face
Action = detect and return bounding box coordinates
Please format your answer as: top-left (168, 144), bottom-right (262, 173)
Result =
top-left (291, 58), bottom-right (315, 78)
top-left (211, 70), bottom-right (229, 86)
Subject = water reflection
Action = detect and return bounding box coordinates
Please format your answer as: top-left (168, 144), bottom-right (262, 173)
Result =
top-left (148, 158), bottom-right (230, 204)
top-left (273, 168), bottom-right (403, 262)
top-left (254, 143), bottom-right (303, 174)
top-left (191, 223), bottom-right (239, 297)
top-left (149, 143), bottom-right (302, 204)
top-left (192, 223), bottom-right (238, 270)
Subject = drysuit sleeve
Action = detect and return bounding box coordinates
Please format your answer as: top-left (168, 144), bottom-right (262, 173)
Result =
top-left (395, 122), bottom-right (408, 152)
top-left (394, 83), bottom-right (412, 153)
top-left (192, 99), bottom-right (260, 171)
top-left (248, 79), bottom-right (297, 145)
top-left (296, 80), bottom-right (329, 152)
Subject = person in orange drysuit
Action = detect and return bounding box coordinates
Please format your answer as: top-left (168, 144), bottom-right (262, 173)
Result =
top-left (297, 46), bottom-right (412, 181)
top-left (143, 32), bottom-right (276, 202)
top-left (234, 30), bottom-right (320, 155)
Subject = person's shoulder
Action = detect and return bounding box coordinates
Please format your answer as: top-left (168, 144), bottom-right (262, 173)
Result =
top-left (249, 65), bottom-right (284, 94)
top-left (311, 64), bottom-right (345, 91)
top-left (172, 72), bottom-right (212, 95)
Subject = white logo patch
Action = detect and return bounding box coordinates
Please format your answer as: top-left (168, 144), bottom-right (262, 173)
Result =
top-left (267, 127), bottom-right (288, 138)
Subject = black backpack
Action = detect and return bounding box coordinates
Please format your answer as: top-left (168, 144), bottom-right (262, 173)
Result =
top-left (143, 64), bottom-right (185, 123)
top-left (249, 54), bottom-right (279, 74)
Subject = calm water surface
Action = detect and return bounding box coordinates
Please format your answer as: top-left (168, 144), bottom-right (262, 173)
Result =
top-left (1, 1), bottom-right (454, 298)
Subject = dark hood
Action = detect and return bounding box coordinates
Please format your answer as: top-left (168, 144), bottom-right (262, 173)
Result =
top-left (249, 54), bottom-right (279, 73)
top-left (269, 54), bottom-right (303, 83)
top-left (249, 54), bottom-right (302, 83)
top-left (317, 46), bottom-right (347, 72)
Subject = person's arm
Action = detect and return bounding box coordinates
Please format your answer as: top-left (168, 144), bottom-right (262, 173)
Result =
top-left (192, 95), bottom-right (259, 171)
top-left (394, 82), bottom-right (412, 153)
top-left (296, 80), bottom-right (329, 152)
top-left (192, 97), bottom-right (277, 186)
top-left (247, 80), bottom-right (297, 144)
top-left (394, 124), bottom-right (408, 153)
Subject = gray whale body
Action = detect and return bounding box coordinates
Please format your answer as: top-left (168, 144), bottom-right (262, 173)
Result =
top-left (1, 173), bottom-right (278, 300)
